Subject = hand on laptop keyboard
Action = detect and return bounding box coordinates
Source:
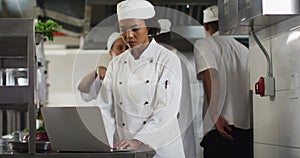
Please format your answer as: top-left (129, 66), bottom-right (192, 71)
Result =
top-left (114, 139), bottom-right (143, 150)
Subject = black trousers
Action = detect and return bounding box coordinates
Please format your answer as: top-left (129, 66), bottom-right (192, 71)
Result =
top-left (200, 126), bottom-right (253, 158)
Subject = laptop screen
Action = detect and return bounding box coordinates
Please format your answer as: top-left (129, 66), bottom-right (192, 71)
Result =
top-left (42, 106), bottom-right (113, 152)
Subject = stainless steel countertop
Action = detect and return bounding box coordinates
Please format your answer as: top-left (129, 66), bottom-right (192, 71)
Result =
top-left (0, 139), bottom-right (155, 158)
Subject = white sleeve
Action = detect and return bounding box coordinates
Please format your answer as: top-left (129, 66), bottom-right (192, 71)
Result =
top-left (95, 63), bottom-right (116, 147)
top-left (97, 52), bottom-right (111, 68)
top-left (194, 39), bottom-right (219, 74)
top-left (133, 54), bottom-right (183, 149)
top-left (80, 78), bottom-right (102, 102)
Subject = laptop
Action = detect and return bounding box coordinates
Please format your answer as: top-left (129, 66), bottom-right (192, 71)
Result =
top-left (41, 106), bottom-right (116, 152)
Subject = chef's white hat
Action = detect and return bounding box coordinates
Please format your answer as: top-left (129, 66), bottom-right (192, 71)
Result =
top-left (106, 32), bottom-right (121, 52)
top-left (203, 5), bottom-right (218, 23)
top-left (158, 19), bottom-right (171, 34)
top-left (117, 0), bottom-right (155, 21)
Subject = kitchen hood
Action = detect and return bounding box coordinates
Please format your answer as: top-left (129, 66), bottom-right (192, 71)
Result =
top-left (219, 0), bottom-right (300, 35)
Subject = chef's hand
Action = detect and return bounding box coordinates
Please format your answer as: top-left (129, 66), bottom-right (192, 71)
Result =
top-left (114, 139), bottom-right (143, 150)
top-left (213, 115), bottom-right (233, 140)
top-left (96, 66), bottom-right (107, 80)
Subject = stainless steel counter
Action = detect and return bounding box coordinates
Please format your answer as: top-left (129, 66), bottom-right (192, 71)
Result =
top-left (0, 139), bottom-right (155, 158)
top-left (0, 152), bottom-right (155, 158)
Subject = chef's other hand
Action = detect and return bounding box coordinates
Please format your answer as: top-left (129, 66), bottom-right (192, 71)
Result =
top-left (114, 139), bottom-right (143, 150)
top-left (214, 115), bottom-right (233, 141)
top-left (96, 66), bottom-right (107, 80)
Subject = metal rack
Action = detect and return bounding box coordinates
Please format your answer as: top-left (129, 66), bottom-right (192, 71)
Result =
top-left (0, 18), bottom-right (36, 154)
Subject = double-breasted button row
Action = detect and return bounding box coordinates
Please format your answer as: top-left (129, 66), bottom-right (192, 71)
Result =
top-left (118, 58), bottom-right (153, 128)
top-left (119, 80), bottom-right (149, 85)
top-left (119, 101), bottom-right (149, 107)
top-left (121, 121), bottom-right (147, 127)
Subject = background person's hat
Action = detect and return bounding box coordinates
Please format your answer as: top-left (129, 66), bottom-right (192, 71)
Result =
top-left (203, 5), bottom-right (218, 23)
top-left (158, 19), bottom-right (171, 34)
top-left (106, 32), bottom-right (121, 53)
top-left (117, 0), bottom-right (155, 21)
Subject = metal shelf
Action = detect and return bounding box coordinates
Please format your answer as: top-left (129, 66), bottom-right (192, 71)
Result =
top-left (0, 87), bottom-right (33, 105)
top-left (0, 18), bottom-right (36, 154)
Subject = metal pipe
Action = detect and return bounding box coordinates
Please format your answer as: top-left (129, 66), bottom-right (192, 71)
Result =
top-left (250, 26), bottom-right (273, 77)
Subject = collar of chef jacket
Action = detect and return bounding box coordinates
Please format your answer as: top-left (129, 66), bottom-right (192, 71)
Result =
top-left (127, 38), bottom-right (157, 60)
top-left (212, 31), bottom-right (219, 36)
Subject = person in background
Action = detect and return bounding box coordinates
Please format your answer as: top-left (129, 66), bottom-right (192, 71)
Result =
top-left (96, 0), bottom-right (185, 157)
top-left (156, 19), bottom-right (197, 158)
top-left (77, 32), bottom-right (127, 102)
top-left (193, 5), bottom-right (252, 158)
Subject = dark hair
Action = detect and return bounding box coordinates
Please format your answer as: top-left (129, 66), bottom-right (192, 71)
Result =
top-left (205, 21), bottom-right (219, 31)
top-left (145, 19), bottom-right (161, 37)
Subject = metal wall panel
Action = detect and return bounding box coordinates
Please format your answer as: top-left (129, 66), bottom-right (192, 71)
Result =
top-left (218, 0), bottom-right (248, 35)
top-left (219, 0), bottom-right (300, 34)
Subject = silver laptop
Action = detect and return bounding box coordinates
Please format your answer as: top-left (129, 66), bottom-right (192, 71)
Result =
top-left (42, 106), bottom-right (114, 152)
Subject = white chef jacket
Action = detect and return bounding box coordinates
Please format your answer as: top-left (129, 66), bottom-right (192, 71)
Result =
top-left (194, 32), bottom-right (250, 135)
top-left (80, 53), bottom-right (111, 102)
top-left (172, 50), bottom-right (196, 158)
top-left (97, 39), bottom-right (185, 158)
top-left (178, 61), bottom-right (196, 158)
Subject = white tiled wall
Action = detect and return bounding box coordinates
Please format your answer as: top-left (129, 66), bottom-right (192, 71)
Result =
top-left (253, 94), bottom-right (278, 145)
top-left (277, 90), bottom-right (300, 148)
top-left (254, 143), bottom-right (279, 158)
top-left (253, 90), bottom-right (300, 148)
top-left (278, 146), bottom-right (300, 158)
top-left (250, 15), bottom-right (300, 157)
top-left (273, 30), bottom-right (300, 91)
top-left (255, 143), bottom-right (300, 158)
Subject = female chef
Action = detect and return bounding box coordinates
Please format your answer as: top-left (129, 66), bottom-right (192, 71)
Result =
top-left (77, 32), bottom-right (127, 102)
top-left (96, 0), bottom-right (185, 157)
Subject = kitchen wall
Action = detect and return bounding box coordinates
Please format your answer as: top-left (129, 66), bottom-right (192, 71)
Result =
top-left (250, 15), bottom-right (300, 158)
top-left (45, 49), bottom-right (106, 106)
